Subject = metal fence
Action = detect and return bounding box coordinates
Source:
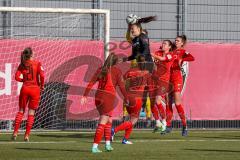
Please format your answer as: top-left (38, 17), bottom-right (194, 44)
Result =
top-left (0, 0), bottom-right (240, 42)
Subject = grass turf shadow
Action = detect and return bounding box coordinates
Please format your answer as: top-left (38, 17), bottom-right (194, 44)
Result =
top-left (184, 148), bottom-right (240, 153)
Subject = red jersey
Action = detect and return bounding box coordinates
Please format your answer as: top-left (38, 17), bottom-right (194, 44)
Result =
top-left (83, 66), bottom-right (128, 99)
top-left (153, 50), bottom-right (173, 82)
top-left (171, 48), bottom-right (194, 72)
top-left (124, 67), bottom-right (151, 96)
top-left (170, 48), bottom-right (194, 92)
top-left (15, 60), bottom-right (44, 87)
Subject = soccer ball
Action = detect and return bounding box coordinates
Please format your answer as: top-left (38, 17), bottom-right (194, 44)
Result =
top-left (126, 14), bottom-right (139, 24)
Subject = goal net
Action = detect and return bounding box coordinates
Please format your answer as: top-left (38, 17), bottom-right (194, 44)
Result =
top-left (0, 7), bottom-right (110, 131)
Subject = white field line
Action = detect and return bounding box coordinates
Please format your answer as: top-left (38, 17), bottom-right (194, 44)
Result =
top-left (0, 141), bottom-right (76, 144)
top-left (0, 131), bottom-right (94, 135)
top-left (1, 130), bottom-right (240, 135)
top-left (0, 139), bottom-right (239, 145)
top-left (113, 139), bottom-right (240, 143)
top-left (215, 139), bottom-right (240, 142)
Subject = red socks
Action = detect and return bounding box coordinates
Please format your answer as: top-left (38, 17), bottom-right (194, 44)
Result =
top-left (104, 123), bottom-right (112, 142)
top-left (151, 103), bottom-right (166, 121)
top-left (156, 103), bottom-right (166, 119)
top-left (114, 121), bottom-right (132, 133)
top-left (94, 123), bottom-right (113, 144)
top-left (114, 121), bottom-right (133, 140)
top-left (124, 123), bottom-right (133, 139)
top-left (166, 104), bottom-right (187, 127)
top-left (151, 105), bottom-right (160, 120)
top-left (25, 115), bottom-right (35, 137)
top-left (13, 112), bottom-right (24, 135)
top-left (14, 113), bottom-right (36, 138)
top-left (94, 124), bottom-right (105, 144)
top-left (175, 104), bottom-right (187, 127)
top-left (166, 104), bottom-right (173, 127)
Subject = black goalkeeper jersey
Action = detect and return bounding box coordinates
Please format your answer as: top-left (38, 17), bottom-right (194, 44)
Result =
top-left (127, 33), bottom-right (152, 62)
top-left (124, 33), bottom-right (153, 72)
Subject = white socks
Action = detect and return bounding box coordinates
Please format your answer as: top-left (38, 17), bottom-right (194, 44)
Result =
top-left (93, 143), bottom-right (98, 148)
top-left (106, 141), bottom-right (111, 145)
top-left (156, 120), bottom-right (163, 127)
top-left (162, 119), bottom-right (166, 126)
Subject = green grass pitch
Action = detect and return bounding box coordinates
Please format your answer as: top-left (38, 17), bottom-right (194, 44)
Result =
top-left (0, 130), bottom-right (240, 160)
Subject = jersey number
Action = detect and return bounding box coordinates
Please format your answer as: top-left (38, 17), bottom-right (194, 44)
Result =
top-left (25, 65), bottom-right (34, 81)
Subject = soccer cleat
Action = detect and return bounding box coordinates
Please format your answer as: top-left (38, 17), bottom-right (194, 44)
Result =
top-left (92, 147), bottom-right (102, 153)
top-left (111, 128), bottom-right (115, 141)
top-left (182, 126), bottom-right (188, 136)
top-left (152, 126), bottom-right (161, 133)
top-left (160, 130), bottom-right (166, 135)
top-left (11, 135), bottom-right (17, 141)
top-left (122, 138), bottom-right (133, 144)
top-left (161, 123), bottom-right (166, 133)
top-left (105, 145), bottom-right (114, 152)
top-left (166, 126), bottom-right (172, 133)
top-left (24, 135), bottom-right (29, 142)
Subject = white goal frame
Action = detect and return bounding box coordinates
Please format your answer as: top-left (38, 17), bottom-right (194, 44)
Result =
top-left (0, 7), bottom-right (110, 59)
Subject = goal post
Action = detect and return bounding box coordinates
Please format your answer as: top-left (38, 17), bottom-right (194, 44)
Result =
top-left (0, 7), bottom-right (110, 58)
top-left (0, 7), bottom-right (111, 131)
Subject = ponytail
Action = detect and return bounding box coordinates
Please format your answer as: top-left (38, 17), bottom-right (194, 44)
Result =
top-left (138, 16), bottom-right (157, 24)
top-left (98, 53), bottom-right (118, 79)
top-left (133, 16), bottom-right (157, 33)
top-left (20, 47), bottom-right (33, 68)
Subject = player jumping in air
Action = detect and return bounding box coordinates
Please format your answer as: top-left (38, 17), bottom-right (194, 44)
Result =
top-left (81, 53), bottom-right (129, 153)
top-left (111, 55), bottom-right (152, 144)
top-left (123, 15), bottom-right (152, 126)
top-left (150, 40), bottom-right (174, 133)
top-left (122, 15), bottom-right (157, 127)
top-left (166, 35), bottom-right (195, 136)
top-left (122, 16), bottom-right (157, 73)
top-left (12, 47), bottom-right (44, 142)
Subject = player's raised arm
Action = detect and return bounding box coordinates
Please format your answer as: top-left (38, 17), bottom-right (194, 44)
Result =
top-left (122, 15), bottom-right (157, 65)
top-left (182, 52), bottom-right (195, 62)
top-left (125, 14), bottom-right (140, 44)
top-left (126, 24), bottom-right (132, 44)
top-left (151, 52), bottom-right (172, 61)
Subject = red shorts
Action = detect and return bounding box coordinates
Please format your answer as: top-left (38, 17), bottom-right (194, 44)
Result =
top-left (126, 97), bottom-right (142, 118)
top-left (95, 90), bottom-right (116, 117)
top-left (149, 76), bottom-right (173, 97)
top-left (171, 71), bottom-right (183, 92)
top-left (156, 80), bottom-right (173, 96)
top-left (19, 86), bottom-right (40, 110)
